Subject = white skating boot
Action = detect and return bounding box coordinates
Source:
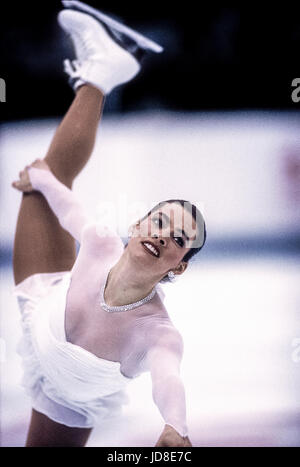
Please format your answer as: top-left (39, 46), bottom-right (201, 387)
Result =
top-left (58, 2), bottom-right (163, 95)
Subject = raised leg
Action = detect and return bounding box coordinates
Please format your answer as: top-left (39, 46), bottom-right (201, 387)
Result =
top-left (13, 85), bottom-right (105, 285)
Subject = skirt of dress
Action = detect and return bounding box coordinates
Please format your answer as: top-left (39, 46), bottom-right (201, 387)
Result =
top-left (13, 271), bottom-right (131, 428)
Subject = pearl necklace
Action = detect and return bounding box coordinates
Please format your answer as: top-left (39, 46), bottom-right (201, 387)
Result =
top-left (100, 269), bottom-right (157, 312)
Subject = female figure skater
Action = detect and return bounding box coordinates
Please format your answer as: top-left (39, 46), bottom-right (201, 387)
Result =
top-left (11, 1), bottom-right (206, 447)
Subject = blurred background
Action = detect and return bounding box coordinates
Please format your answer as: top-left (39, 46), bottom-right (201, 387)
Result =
top-left (1, 0), bottom-right (300, 447)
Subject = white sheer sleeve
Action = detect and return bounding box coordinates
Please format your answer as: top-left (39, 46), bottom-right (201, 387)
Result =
top-left (145, 327), bottom-right (189, 438)
top-left (28, 167), bottom-right (91, 243)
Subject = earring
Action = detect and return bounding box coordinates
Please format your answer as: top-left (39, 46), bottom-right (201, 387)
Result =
top-left (168, 271), bottom-right (176, 282)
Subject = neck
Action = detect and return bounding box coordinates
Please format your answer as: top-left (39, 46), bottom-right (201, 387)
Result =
top-left (104, 251), bottom-right (160, 307)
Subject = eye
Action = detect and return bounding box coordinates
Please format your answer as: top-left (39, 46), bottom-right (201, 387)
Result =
top-left (152, 216), bottom-right (163, 228)
top-left (174, 236), bottom-right (185, 247)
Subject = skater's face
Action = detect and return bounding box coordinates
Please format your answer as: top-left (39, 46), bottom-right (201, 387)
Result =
top-left (128, 203), bottom-right (197, 281)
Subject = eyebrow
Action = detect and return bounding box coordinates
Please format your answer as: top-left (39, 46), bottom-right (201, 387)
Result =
top-left (157, 211), bottom-right (192, 241)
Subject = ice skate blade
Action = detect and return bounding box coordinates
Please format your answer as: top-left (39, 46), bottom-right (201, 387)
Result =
top-left (62, 0), bottom-right (164, 54)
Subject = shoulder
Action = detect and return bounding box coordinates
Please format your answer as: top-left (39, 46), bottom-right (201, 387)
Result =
top-left (140, 324), bottom-right (184, 374)
top-left (135, 320), bottom-right (184, 374)
top-left (148, 323), bottom-right (184, 356)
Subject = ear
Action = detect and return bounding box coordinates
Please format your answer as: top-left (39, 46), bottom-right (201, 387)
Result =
top-left (173, 261), bottom-right (188, 276)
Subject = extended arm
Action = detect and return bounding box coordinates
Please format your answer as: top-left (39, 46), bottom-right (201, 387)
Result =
top-left (13, 159), bottom-right (91, 242)
top-left (145, 327), bottom-right (191, 445)
top-left (28, 166), bottom-right (91, 242)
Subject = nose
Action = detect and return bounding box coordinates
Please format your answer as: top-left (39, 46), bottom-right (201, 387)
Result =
top-left (152, 233), bottom-right (166, 246)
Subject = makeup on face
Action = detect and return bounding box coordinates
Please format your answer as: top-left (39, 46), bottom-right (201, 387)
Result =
top-left (147, 205), bottom-right (197, 249)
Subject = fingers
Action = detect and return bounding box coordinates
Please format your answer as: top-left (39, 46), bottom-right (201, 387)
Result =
top-left (12, 173), bottom-right (33, 192)
top-left (12, 180), bottom-right (26, 189)
top-left (11, 180), bottom-right (28, 192)
top-left (17, 158), bottom-right (45, 178)
top-left (12, 158), bottom-right (48, 193)
top-left (30, 158), bottom-right (42, 167)
top-left (18, 159), bottom-right (42, 175)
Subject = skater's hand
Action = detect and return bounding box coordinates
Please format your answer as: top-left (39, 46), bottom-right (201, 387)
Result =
top-left (155, 425), bottom-right (192, 447)
top-left (12, 159), bottom-right (51, 192)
